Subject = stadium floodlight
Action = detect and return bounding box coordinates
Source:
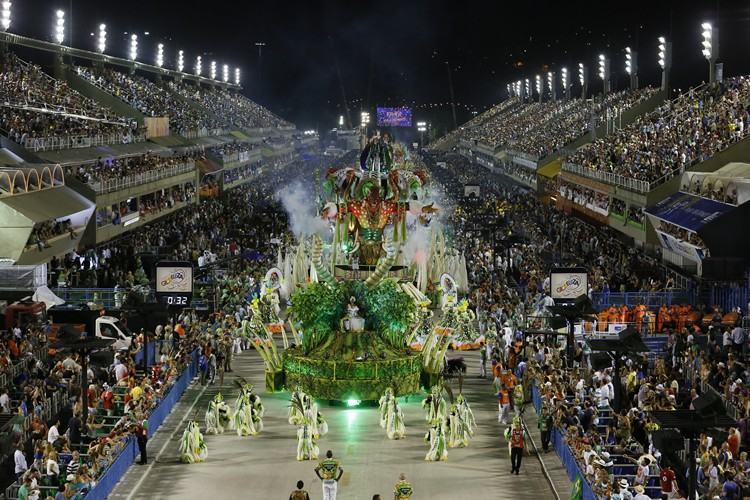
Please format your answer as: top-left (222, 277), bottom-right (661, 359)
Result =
top-left (701, 22), bottom-right (713, 60)
top-left (578, 63), bottom-right (585, 86)
top-left (547, 71), bottom-right (553, 92)
top-left (210, 60), bottom-right (217, 80)
top-left (156, 43), bottom-right (164, 68)
top-left (515, 80), bottom-right (522, 98)
top-left (234, 67), bottom-right (240, 85)
top-left (54, 10), bottom-right (65, 45)
top-left (97, 23), bottom-right (106, 53)
top-left (524, 78), bottom-right (530, 100)
top-left (598, 54), bottom-right (610, 93)
top-left (360, 111), bottom-right (370, 126)
top-left (338, 115), bottom-right (344, 127)
top-left (177, 50), bottom-right (184, 72)
top-left (625, 47), bottom-right (632, 74)
top-left (195, 56), bottom-right (202, 76)
top-left (535, 74), bottom-right (541, 95)
top-left (129, 34), bottom-right (138, 61)
top-left (506, 83), bottom-right (511, 97)
top-left (1, 1), bottom-right (11, 32)
top-left (658, 36), bottom-right (672, 92)
top-left (222, 64), bottom-right (229, 83)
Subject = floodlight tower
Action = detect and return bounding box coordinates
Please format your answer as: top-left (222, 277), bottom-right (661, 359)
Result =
top-left (560, 67), bottom-right (570, 100)
top-left (210, 61), bottom-right (217, 80)
top-left (658, 36), bottom-right (672, 93)
top-left (235, 67), bottom-right (240, 85)
top-left (0, 1), bottom-right (11, 32)
top-left (578, 63), bottom-right (588, 99)
top-left (506, 83), bottom-right (512, 98)
top-left (547, 71), bottom-right (556, 101)
top-left (535, 74), bottom-right (542, 103)
top-left (701, 22), bottom-right (719, 83)
top-left (515, 80), bottom-right (522, 101)
top-left (417, 121), bottom-right (427, 147)
top-left (97, 24), bottom-right (106, 53)
top-left (156, 43), bottom-right (164, 68)
top-left (129, 34), bottom-right (138, 61)
top-left (54, 10), bottom-right (65, 44)
top-left (177, 50), bottom-right (184, 72)
top-left (598, 54), bottom-right (610, 94)
top-left (222, 64), bottom-right (229, 83)
top-left (524, 78), bottom-right (530, 102)
top-left (195, 56), bottom-right (202, 76)
top-left (625, 46), bottom-right (638, 90)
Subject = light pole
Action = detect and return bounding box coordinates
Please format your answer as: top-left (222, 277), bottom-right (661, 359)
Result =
top-left (658, 36), bottom-right (671, 93)
top-left (578, 63), bottom-right (588, 99)
top-left (195, 56), bottom-right (202, 76)
top-left (97, 23), bottom-right (106, 53)
top-left (625, 47), bottom-right (638, 90)
top-left (560, 67), bottom-right (569, 101)
top-left (417, 121), bottom-right (427, 148)
top-left (0, 1), bottom-right (11, 32)
top-left (547, 71), bottom-right (556, 101)
top-left (156, 43), bottom-right (164, 68)
top-left (177, 50), bottom-right (184, 72)
top-left (129, 34), bottom-right (138, 61)
top-left (524, 78), bottom-right (530, 103)
top-left (702, 22), bottom-right (719, 83)
top-left (235, 67), bottom-right (241, 85)
top-left (535, 74), bottom-right (542, 103)
top-left (54, 10), bottom-right (65, 44)
top-left (598, 54), bottom-right (610, 94)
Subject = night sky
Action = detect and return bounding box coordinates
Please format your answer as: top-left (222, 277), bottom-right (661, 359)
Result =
top-left (10, 1), bottom-right (750, 133)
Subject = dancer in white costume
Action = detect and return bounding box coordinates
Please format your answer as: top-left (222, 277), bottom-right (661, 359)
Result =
top-left (248, 392), bottom-right (264, 435)
top-left (422, 385), bottom-right (446, 425)
top-left (424, 418), bottom-right (448, 461)
top-left (386, 397), bottom-right (406, 440)
top-left (303, 394), bottom-right (328, 439)
top-left (288, 389), bottom-right (306, 425)
top-left (180, 421), bottom-right (208, 463)
top-left (446, 403), bottom-right (471, 448)
top-left (378, 387), bottom-right (395, 429)
top-left (456, 394), bottom-right (476, 437)
top-left (205, 393), bottom-right (231, 435)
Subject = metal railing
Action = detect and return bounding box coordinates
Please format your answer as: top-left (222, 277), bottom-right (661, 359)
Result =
top-left (21, 131), bottom-right (145, 152)
top-left (87, 160), bottom-right (195, 194)
top-left (562, 162), bottom-right (653, 193)
top-left (182, 128), bottom-right (225, 139)
top-left (590, 290), bottom-right (691, 308)
top-left (50, 287), bottom-right (155, 308)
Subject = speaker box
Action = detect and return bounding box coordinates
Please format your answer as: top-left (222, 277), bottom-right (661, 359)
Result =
top-left (652, 429), bottom-right (685, 452)
top-left (692, 390), bottom-right (725, 417)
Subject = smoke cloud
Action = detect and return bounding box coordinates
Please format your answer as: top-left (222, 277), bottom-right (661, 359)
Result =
top-left (275, 181), bottom-right (331, 238)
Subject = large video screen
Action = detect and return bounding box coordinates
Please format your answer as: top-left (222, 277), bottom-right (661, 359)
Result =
top-left (550, 267), bottom-right (588, 301)
top-left (156, 264), bottom-right (193, 294)
top-left (376, 107), bottom-right (412, 127)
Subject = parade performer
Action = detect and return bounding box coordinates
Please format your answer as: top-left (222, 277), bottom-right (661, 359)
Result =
top-left (386, 397), bottom-right (406, 440)
top-left (288, 389), bottom-right (306, 425)
top-left (179, 421), bottom-right (208, 464)
top-left (456, 394), bottom-right (476, 437)
top-left (424, 418), bottom-right (448, 461)
top-left (446, 403), bottom-right (470, 448)
top-left (379, 388), bottom-right (395, 429)
top-left (422, 385), bottom-right (446, 425)
top-left (314, 450), bottom-right (344, 500)
top-left (233, 389), bottom-right (253, 437)
top-left (296, 417), bottom-right (319, 461)
top-left (249, 394), bottom-right (264, 435)
top-left (205, 393), bottom-right (231, 435)
top-left (303, 394), bottom-right (328, 439)
top-left (394, 473), bottom-right (414, 499)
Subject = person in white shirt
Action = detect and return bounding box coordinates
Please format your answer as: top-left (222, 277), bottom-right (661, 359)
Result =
top-left (47, 419), bottom-right (60, 445)
top-left (0, 388), bottom-right (10, 414)
top-left (114, 362), bottom-right (128, 382)
top-left (14, 445), bottom-right (27, 480)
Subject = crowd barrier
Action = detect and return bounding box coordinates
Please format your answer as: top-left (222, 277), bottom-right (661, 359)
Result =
top-left (532, 385), bottom-right (596, 500)
top-left (84, 349), bottom-right (198, 499)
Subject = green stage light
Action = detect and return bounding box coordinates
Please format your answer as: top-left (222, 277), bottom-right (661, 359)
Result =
top-left (346, 399), bottom-right (361, 407)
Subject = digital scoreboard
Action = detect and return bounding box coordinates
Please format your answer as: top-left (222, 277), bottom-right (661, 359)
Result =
top-left (155, 261), bottom-right (193, 307)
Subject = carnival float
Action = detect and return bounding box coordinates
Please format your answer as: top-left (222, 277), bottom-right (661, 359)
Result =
top-left (244, 135), bottom-right (475, 402)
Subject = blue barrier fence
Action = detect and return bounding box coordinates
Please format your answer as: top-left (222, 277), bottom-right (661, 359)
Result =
top-left (590, 290), bottom-right (692, 309)
top-left (532, 385), bottom-right (595, 500)
top-left (85, 350), bottom-right (198, 499)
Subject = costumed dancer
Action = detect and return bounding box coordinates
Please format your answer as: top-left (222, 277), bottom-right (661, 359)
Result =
top-left (446, 403), bottom-right (470, 448)
top-left (424, 418), bottom-right (448, 461)
top-left (422, 385), bottom-right (446, 425)
top-left (297, 419), bottom-right (319, 461)
top-left (233, 389), bottom-right (253, 437)
top-left (249, 392), bottom-right (264, 435)
top-left (288, 388), bottom-right (305, 425)
top-left (303, 394), bottom-right (327, 439)
top-left (205, 393), bottom-right (231, 435)
top-left (379, 387), bottom-right (395, 429)
top-left (386, 397), bottom-right (406, 440)
top-left (180, 421), bottom-right (208, 463)
top-left (456, 394), bottom-right (476, 437)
